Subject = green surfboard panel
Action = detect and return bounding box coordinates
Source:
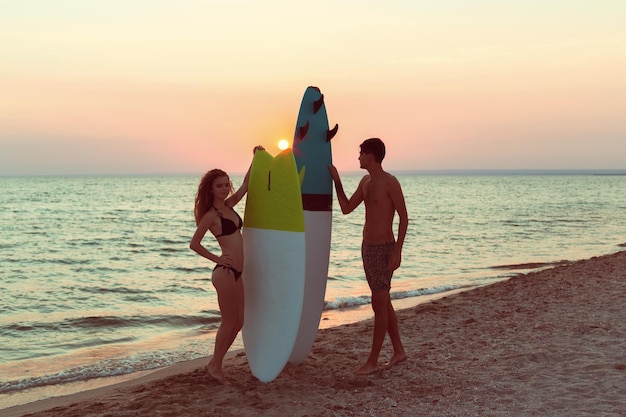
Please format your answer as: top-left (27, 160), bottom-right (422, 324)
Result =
top-left (244, 149), bottom-right (304, 232)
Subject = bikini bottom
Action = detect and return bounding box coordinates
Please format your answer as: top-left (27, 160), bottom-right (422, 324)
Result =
top-left (213, 264), bottom-right (242, 281)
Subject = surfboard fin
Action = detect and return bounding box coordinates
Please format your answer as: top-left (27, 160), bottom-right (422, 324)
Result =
top-left (298, 166), bottom-right (306, 186)
top-left (297, 121), bottom-right (309, 141)
top-left (326, 123), bottom-right (338, 142)
top-left (313, 94), bottom-right (325, 114)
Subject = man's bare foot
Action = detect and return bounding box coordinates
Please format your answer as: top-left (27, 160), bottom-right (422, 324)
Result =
top-left (205, 360), bottom-right (230, 385)
top-left (355, 362), bottom-right (380, 375)
top-left (384, 352), bottom-right (408, 368)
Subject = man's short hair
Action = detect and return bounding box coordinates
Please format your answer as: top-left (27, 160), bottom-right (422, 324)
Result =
top-left (360, 138), bottom-right (386, 163)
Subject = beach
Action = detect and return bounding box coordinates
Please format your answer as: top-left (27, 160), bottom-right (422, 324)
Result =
top-left (3, 174), bottom-right (626, 405)
top-left (3, 250), bottom-right (625, 417)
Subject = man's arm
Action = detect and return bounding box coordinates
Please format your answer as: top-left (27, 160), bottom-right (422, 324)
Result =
top-left (329, 164), bottom-right (364, 214)
top-left (389, 176), bottom-right (408, 271)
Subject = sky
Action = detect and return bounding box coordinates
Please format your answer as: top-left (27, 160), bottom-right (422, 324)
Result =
top-left (1, 0), bottom-right (625, 175)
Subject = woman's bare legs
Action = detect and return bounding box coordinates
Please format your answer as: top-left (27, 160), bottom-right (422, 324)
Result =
top-left (206, 269), bottom-right (244, 384)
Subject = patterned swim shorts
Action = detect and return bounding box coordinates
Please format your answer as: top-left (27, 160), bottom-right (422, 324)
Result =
top-left (361, 241), bottom-right (396, 292)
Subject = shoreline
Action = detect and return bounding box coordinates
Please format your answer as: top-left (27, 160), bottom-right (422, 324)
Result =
top-left (4, 251), bottom-right (626, 416)
top-left (1, 287), bottom-right (473, 413)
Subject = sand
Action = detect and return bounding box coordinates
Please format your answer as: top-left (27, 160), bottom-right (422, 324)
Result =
top-left (4, 250), bottom-right (626, 417)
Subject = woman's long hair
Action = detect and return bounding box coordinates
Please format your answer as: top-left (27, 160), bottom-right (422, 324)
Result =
top-left (194, 169), bottom-right (230, 225)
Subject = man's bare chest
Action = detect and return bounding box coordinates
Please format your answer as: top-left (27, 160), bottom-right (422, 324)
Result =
top-left (364, 181), bottom-right (389, 205)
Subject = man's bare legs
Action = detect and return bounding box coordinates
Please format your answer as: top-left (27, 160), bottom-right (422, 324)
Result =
top-left (356, 290), bottom-right (388, 374)
top-left (206, 270), bottom-right (244, 384)
top-left (356, 290), bottom-right (407, 374)
top-left (384, 297), bottom-right (407, 367)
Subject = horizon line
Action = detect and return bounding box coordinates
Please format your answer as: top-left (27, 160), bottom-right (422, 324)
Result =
top-left (2, 168), bottom-right (626, 178)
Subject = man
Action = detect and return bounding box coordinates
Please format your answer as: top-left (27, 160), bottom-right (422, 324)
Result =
top-left (328, 138), bottom-right (408, 375)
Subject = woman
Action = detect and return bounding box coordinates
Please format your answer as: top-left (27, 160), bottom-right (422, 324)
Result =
top-left (190, 145), bottom-right (263, 384)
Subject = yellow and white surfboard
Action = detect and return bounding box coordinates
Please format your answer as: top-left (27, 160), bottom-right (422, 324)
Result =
top-left (242, 149), bottom-right (305, 382)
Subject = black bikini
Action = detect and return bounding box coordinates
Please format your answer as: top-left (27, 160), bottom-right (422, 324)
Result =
top-left (213, 206), bottom-right (243, 281)
top-left (214, 206), bottom-right (243, 237)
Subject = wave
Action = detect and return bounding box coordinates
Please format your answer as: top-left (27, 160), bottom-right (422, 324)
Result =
top-left (0, 347), bottom-right (203, 395)
top-left (1, 313), bottom-right (221, 337)
top-left (490, 260), bottom-right (571, 271)
top-left (324, 284), bottom-right (465, 310)
top-left (78, 286), bottom-right (151, 295)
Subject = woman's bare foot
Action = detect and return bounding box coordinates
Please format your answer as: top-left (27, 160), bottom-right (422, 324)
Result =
top-left (205, 360), bottom-right (230, 385)
top-left (355, 362), bottom-right (380, 375)
top-left (384, 352), bottom-right (408, 368)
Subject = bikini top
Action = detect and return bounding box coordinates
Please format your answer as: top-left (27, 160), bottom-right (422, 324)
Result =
top-left (213, 206), bottom-right (243, 237)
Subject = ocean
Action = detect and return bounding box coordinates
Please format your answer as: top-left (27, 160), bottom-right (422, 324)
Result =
top-left (1, 172), bottom-right (626, 408)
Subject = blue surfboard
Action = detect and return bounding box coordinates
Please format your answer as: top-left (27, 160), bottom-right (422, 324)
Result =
top-left (289, 86), bottom-right (338, 364)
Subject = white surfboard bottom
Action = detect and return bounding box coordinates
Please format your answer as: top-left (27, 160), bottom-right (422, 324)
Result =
top-left (289, 211), bottom-right (332, 364)
top-left (242, 227), bottom-right (305, 382)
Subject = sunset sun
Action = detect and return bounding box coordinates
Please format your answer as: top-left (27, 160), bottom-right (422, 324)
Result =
top-left (278, 139), bottom-right (289, 151)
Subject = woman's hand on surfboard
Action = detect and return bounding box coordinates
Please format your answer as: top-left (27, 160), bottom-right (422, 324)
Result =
top-left (253, 145), bottom-right (265, 154)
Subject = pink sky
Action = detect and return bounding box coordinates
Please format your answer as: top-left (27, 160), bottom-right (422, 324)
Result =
top-left (1, 1), bottom-right (625, 175)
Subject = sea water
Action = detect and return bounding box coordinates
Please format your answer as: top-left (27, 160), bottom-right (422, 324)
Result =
top-left (1, 172), bottom-right (625, 407)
